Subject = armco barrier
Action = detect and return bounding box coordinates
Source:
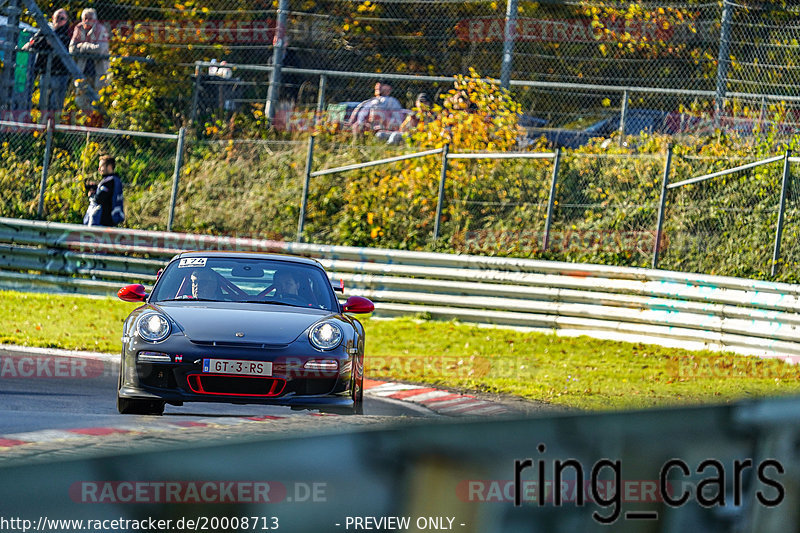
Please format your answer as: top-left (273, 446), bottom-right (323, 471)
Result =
top-left (1, 217), bottom-right (799, 359)
top-left (3, 396), bottom-right (800, 531)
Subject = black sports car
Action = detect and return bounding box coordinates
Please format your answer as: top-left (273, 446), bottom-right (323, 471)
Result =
top-left (116, 252), bottom-right (374, 415)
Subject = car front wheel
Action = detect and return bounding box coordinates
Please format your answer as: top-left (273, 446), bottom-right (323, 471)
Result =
top-left (353, 378), bottom-right (364, 415)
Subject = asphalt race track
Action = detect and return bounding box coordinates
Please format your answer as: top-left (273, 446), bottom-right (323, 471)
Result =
top-left (0, 344), bottom-right (444, 465)
top-left (0, 369), bottom-right (431, 433)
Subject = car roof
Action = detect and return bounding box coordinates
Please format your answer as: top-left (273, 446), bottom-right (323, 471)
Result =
top-left (173, 251), bottom-right (324, 268)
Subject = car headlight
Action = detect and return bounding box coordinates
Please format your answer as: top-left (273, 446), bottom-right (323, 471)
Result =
top-left (309, 322), bottom-right (343, 350)
top-left (136, 313), bottom-right (171, 343)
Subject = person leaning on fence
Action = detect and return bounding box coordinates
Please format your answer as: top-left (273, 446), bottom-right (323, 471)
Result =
top-left (349, 80), bottom-right (404, 137)
top-left (69, 8), bottom-right (110, 98)
top-left (22, 9), bottom-right (72, 120)
top-left (83, 155), bottom-right (125, 227)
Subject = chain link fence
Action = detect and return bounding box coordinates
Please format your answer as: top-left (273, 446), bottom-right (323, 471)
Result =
top-left (163, 137), bottom-right (307, 238)
top-left (544, 153), bottom-right (666, 268)
top-left (0, 119), bottom-right (179, 225)
top-left (5, 122), bottom-right (800, 281)
top-left (440, 155), bottom-right (554, 256)
top-left (4, 1), bottom-right (800, 139)
top-left (0, 121), bottom-right (46, 217)
top-left (658, 152), bottom-right (796, 280)
top-left (5, 0), bottom-right (800, 283)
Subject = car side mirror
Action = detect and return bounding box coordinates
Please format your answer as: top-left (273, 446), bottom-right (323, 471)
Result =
top-left (118, 284), bottom-right (147, 302)
top-left (342, 295), bottom-right (374, 314)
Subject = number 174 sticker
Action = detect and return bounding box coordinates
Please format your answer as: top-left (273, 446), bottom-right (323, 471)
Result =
top-left (179, 258), bottom-right (207, 268)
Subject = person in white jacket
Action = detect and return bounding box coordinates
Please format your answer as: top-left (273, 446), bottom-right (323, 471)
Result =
top-left (69, 8), bottom-right (110, 93)
top-left (349, 80), bottom-right (404, 137)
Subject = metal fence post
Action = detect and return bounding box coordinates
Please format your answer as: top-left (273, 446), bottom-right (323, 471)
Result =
top-left (40, 54), bottom-right (53, 122)
top-left (167, 127), bottom-right (187, 231)
top-left (37, 119), bottom-right (54, 218)
top-left (433, 143), bottom-right (450, 241)
top-left (189, 62), bottom-right (202, 128)
top-left (652, 143), bottom-right (673, 269)
top-left (714, 0), bottom-right (733, 128)
top-left (499, 0), bottom-right (518, 89)
top-left (771, 149), bottom-right (792, 278)
top-left (265, 0), bottom-right (289, 123)
top-left (542, 147), bottom-right (561, 251)
top-left (79, 130), bottom-right (91, 180)
top-left (618, 90), bottom-right (629, 147)
top-left (297, 74), bottom-right (326, 243)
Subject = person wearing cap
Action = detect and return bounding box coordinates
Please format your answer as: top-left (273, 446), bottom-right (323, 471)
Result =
top-left (349, 79), bottom-right (404, 137)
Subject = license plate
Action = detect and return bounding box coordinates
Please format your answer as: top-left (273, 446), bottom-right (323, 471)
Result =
top-left (202, 359), bottom-right (272, 376)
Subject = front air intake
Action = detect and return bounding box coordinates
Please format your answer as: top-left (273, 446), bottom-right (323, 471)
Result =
top-left (186, 374), bottom-right (286, 397)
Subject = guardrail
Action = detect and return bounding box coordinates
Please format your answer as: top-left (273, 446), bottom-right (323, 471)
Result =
top-left (4, 394), bottom-right (800, 531)
top-left (1, 217), bottom-right (799, 360)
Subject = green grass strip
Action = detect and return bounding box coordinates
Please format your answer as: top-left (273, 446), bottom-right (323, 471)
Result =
top-left (2, 290), bottom-right (800, 410)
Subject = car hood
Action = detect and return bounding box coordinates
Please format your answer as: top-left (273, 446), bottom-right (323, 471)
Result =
top-left (152, 302), bottom-right (335, 345)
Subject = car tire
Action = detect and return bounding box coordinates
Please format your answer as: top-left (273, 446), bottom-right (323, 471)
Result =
top-left (117, 396), bottom-right (165, 416)
top-left (326, 379), bottom-right (364, 415)
top-left (323, 403), bottom-right (360, 415)
top-left (353, 378), bottom-right (364, 415)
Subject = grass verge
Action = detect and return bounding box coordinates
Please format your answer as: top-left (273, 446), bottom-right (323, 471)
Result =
top-left (2, 290), bottom-right (800, 410)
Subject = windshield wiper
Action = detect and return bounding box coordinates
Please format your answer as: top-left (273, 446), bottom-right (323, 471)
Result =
top-left (240, 299), bottom-right (304, 308)
top-left (157, 297), bottom-right (221, 302)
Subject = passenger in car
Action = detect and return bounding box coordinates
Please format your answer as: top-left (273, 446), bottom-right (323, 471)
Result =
top-left (273, 269), bottom-right (303, 301)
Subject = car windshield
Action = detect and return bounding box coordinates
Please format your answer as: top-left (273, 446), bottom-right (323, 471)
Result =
top-left (150, 257), bottom-right (338, 311)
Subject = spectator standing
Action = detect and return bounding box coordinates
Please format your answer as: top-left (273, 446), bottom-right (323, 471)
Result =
top-left (22, 9), bottom-right (72, 119)
top-left (349, 80), bottom-right (404, 137)
top-left (83, 155), bottom-right (125, 227)
top-left (69, 8), bottom-right (110, 94)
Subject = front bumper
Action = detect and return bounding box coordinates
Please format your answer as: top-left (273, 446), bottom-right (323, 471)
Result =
top-left (119, 335), bottom-right (359, 407)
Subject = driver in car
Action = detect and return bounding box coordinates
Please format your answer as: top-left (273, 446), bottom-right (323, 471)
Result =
top-left (191, 268), bottom-right (223, 300)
